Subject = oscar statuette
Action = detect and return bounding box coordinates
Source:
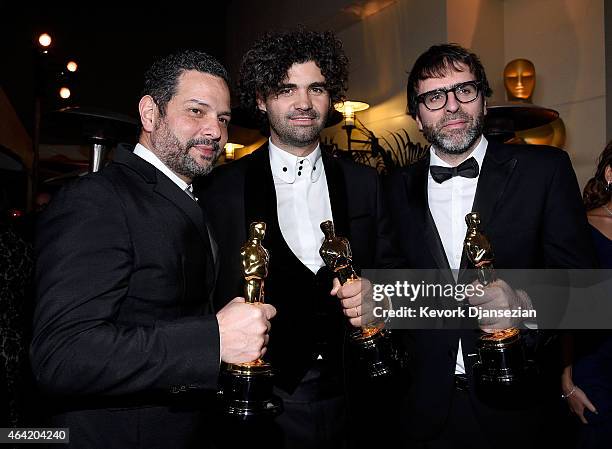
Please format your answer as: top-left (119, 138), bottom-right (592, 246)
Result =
top-left (218, 222), bottom-right (282, 419)
top-left (464, 212), bottom-right (532, 398)
top-left (319, 220), bottom-right (395, 378)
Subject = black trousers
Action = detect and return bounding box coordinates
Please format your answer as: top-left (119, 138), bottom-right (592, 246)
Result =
top-left (408, 376), bottom-right (560, 449)
top-left (272, 382), bottom-right (346, 449)
top-left (414, 386), bottom-right (488, 449)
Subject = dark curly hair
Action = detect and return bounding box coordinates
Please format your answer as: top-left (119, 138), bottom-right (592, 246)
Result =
top-left (406, 43), bottom-right (492, 119)
top-left (142, 50), bottom-right (229, 117)
top-left (238, 28), bottom-right (349, 127)
top-left (583, 141), bottom-right (612, 210)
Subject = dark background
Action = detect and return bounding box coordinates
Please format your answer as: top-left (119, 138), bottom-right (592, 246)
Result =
top-left (1, 5), bottom-right (229, 136)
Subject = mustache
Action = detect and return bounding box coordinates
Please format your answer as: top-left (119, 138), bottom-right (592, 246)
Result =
top-left (286, 111), bottom-right (319, 120)
top-left (185, 138), bottom-right (221, 152)
top-left (440, 111), bottom-right (472, 126)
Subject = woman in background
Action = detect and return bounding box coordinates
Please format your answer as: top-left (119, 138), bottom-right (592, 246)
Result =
top-left (583, 143), bottom-right (612, 267)
top-left (561, 142), bottom-right (612, 448)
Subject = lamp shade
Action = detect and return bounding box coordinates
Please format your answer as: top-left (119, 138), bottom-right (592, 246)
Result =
top-left (334, 101), bottom-right (370, 115)
top-left (224, 142), bottom-right (244, 160)
top-left (334, 101), bottom-right (370, 126)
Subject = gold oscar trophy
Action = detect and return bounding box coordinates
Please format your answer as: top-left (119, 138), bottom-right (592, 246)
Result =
top-left (319, 220), bottom-right (394, 377)
top-left (218, 222), bottom-right (282, 419)
top-left (464, 212), bottom-right (529, 393)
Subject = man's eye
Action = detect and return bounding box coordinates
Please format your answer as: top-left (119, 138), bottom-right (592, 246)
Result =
top-left (218, 117), bottom-right (229, 125)
top-left (190, 108), bottom-right (202, 115)
top-left (278, 88), bottom-right (293, 96)
top-left (428, 93), bottom-right (444, 103)
top-left (311, 87), bottom-right (326, 94)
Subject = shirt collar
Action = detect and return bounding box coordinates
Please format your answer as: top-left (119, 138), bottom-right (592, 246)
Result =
top-left (133, 143), bottom-right (191, 192)
top-left (268, 139), bottom-right (323, 184)
top-left (429, 135), bottom-right (488, 170)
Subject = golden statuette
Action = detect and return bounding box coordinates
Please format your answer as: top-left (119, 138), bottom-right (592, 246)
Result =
top-left (463, 212), bottom-right (529, 396)
top-left (320, 220), bottom-right (359, 285)
top-left (319, 220), bottom-right (394, 378)
top-left (241, 222), bottom-right (269, 304)
top-left (218, 221), bottom-right (282, 418)
top-left (464, 212), bottom-right (496, 286)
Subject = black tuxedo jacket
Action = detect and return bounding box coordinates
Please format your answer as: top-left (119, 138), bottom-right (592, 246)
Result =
top-left (199, 144), bottom-right (398, 393)
top-left (385, 141), bottom-right (597, 441)
top-left (31, 145), bottom-right (221, 449)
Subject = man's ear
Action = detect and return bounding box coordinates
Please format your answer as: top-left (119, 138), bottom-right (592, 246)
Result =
top-left (415, 113), bottom-right (424, 132)
top-left (256, 94), bottom-right (267, 113)
top-left (139, 95), bottom-right (157, 132)
top-left (483, 99), bottom-right (487, 116)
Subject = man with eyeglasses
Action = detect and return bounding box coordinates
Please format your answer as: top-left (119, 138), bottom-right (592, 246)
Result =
top-left (385, 44), bottom-right (596, 448)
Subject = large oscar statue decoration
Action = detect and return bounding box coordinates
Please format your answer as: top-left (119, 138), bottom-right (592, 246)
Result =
top-left (484, 58), bottom-right (565, 148)
top-left (218, 222), bottom-right (282, 419)
top-left (463, 212), bottom-right (528, 394)
top-left (319, 220), bottom-right (394, 377)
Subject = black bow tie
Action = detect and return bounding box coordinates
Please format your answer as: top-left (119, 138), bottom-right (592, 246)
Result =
top-left (430, 157), bottom-right (479, 184)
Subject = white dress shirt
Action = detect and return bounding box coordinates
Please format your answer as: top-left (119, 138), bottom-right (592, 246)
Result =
top-left (133, 143), bottom-right (197, 200)
top-left (268, 140), bottom-right (333, 274)
top-left (427, 136), bottom-right (488, 374)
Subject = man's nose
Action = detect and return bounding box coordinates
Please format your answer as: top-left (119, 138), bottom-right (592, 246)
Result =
top-left (445, 91), bottom-right (460, 113)
top-left (201, 117), bottom-right (222, 140)
top-left (294, 90), bottom-right (313, 110)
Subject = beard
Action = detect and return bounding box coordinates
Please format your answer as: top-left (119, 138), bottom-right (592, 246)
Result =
top-left (150, 118), bottom-right (222, 179)
top-left (421, 108), bottom-right (484, 155)
top-left (268, 109), bottom-right (328, 148)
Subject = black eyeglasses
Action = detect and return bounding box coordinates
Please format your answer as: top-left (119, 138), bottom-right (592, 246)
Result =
top-left (417, 81), bottom-right (482, 111)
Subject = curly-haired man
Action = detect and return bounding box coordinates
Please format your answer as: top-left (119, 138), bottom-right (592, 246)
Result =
top-left (201, 29), bottom-right (398, 448)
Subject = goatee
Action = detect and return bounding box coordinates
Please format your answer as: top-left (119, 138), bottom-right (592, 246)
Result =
top-left (268, 110), bottom-right (327, 148)
top-left (422, 110), bottom-right (484, 156)
top-left (151, 118), bottom-right (221, 179)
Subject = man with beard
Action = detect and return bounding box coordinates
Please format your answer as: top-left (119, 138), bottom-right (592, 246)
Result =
top-left (385, 44), bottom-right (596, 448)
top-left (31, 50), bottom-right (276, 449)
top-left (200, 29), bottom-right (398, 448)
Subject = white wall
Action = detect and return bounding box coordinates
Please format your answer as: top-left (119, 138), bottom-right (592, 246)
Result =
top-left (446, 0), bottom-right (505, 104)
top-left (322, 0), bottom-right (447, 148)
top-left (503, 0), bottom-right (605, 188)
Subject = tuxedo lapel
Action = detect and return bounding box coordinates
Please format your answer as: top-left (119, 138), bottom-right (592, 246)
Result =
top-left (114, 145), bottom-right (212, 249)
top-left (153, 175), bottom-right (210, 244)
top-left (244, 145), bottom-right (278, 235)
top-left (113, 145), bottom-right (216, 294)
top-left (405, 157), bottom-right (452, 274)
top-left (114, 145), bottom-right (212, 248)
top-left (459, 142), bottom-right (517, 271)
top-left (153, 175), bottom-right (217, 298)
top-left (203, 213), bottom-right (219, 280)
top-left (322, 151), bottom-right (350, 239)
